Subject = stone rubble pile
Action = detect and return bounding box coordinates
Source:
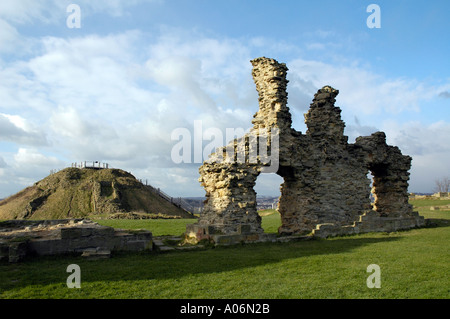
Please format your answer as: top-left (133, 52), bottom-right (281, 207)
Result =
top-left (0, 219), bottom-right (152, 262)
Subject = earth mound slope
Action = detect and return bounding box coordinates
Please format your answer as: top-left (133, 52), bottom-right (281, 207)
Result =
top-left (0, 167), bottom-right (193, 220)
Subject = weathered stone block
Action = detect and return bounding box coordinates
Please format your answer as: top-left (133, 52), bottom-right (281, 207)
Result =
top-left (0, 243), bottom-right (9, 261)
top-left (81, 247), bottom-right (111, 260)
top-left (1, 219), bottom-right (153, 262)
top-left (212, 235), bottom-right (235, 245)
top-left (238, 224), bottom-right (252, 234)
top-left (121, 240), bottom-right (151, 251)
top-left (60, 227), bottom-right (83, 239)
top-left (243, 234), bottom-right (260, 242)
top-left (28, 239), bottom-right (66, 256)
top-left (8, 242), bottom-right (28, 263)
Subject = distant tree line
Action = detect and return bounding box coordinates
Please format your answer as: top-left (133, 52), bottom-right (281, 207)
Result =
top-left (434, 176), bottom-right (450, 193)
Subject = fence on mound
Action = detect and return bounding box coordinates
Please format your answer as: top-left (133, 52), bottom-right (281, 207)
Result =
top-left (51, 162), bottom-right (195, 216)
top-left (144, 184), bottom-right (195, 215)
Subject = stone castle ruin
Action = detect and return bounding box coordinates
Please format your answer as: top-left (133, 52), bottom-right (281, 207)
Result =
top-left (186, 57), bottom-right (424, 244)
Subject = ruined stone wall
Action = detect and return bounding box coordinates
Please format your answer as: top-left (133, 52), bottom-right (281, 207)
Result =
top-left (0, 219), bottom-right (152, 262)
top-left (186, 57), bottom-right (424, 244)
top-left (355, 132), bottom-right (415, 218)
top-left (276, 86), bottom-right (373, 235)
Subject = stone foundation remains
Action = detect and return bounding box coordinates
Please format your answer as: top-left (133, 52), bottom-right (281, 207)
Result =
top-left (186, 57), bottom-right (424, 244)
top-left (0, 219), bottom-right (152, 262)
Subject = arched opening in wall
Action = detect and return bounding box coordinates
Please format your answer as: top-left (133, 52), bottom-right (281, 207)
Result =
top-left (368, 163), bottom-right (389, 215)
top-left (253, 172), bottom-right (284, 234)
top-left (367, 171), bottom-right (375, 210)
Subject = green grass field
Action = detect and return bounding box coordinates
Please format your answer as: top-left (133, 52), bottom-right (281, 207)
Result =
top-left (95, 218), bottom-right (198, 237)
top-left (1, 199), bottom-right (449, 299)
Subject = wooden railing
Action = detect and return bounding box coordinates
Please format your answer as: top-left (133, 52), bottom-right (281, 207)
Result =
top-left (145, 184), bottom-right (195, 215)
top-left (71, 161), bottom-right (109, 169)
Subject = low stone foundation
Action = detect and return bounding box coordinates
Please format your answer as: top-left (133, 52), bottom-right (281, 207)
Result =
top-left (185, 223), bottom-right (277, 245)
top-left (186, 210), bottom-right (426, 245)
top-left (312, 210), bottom-right (425, 238)
top-left (0, 219), bottom-right (152, 262)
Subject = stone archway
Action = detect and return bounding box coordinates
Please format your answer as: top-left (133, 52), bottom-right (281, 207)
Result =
top-left (185, 57), bottom-right (424, 244)
top-left (197, 161), bottom-right (263, 235)
top-left (355, 132), bottom-right (415, 219)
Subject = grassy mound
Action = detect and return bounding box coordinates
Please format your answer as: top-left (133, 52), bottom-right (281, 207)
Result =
top-left (0, 167), bottom-right (193, 220)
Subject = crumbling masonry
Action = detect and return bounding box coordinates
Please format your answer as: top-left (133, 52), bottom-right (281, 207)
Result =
top-left (186, 57), bottom-right (424, 244)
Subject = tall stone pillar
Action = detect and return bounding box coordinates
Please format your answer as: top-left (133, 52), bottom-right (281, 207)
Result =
top-left (185, 57), bottom-right (290, 243)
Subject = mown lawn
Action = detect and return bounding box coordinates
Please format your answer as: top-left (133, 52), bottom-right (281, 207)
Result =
top-left (94, 218), bottom-right (198, 237)
top-left (0, 200), bottom-right (449, 299)
top-left (93, 210), bottom-right (281, 237)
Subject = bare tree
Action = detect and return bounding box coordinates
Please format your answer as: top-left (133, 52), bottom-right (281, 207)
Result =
top-left (434, 176), bottom-right (450, 193)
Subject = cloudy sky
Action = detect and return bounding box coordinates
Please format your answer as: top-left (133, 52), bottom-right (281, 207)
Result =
top-left (0, 0), bottom-right (449, 198)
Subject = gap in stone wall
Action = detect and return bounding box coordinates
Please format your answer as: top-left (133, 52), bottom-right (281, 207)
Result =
top-left (254, 172), bottom-right (284, 233)
top-left (367, 171), bottom-right (375, 207)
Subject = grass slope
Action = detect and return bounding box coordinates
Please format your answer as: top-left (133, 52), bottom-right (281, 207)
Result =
top-left (0, 167), bottom-right (192, 220)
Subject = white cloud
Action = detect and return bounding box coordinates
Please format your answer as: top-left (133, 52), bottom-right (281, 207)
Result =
top-left (287, 58), bottom-right (439, 116)
top-left (26, 33), bottom-right (145, 113)
top-left (384, 120), bottom-right (450, 156)
top-left (0, 18), bottom-right (21, 53)
top-left (13, 147), bottom-right (60, 167)
top-left (381, 120), bottom-right (450, 193)
top-left (0, 113), bottom-right (47, 146)
top-left (255, 173), bottom-right (284, 197)
top-left (344, 116), bottom-right (379, 143)
top-left (439, 91), bottom-right (450, 99)
top-left (1, 11), bottom-right (450, 198)
top-left (145, 56), bottom-right (218, 112)
top-left (49, 106), bottom-right (92, 139)
top-left (0, 0), bottom-right (63, 24)
top-left (0, 155), bottom-right (6, 168)
top-left (0, 148), bottom-right (66, 195)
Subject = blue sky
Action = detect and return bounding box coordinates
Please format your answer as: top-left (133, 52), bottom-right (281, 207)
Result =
top-left (0, 0), bottom-right (449, 198)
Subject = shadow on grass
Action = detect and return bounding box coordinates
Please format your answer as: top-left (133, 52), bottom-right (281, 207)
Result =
top-left (0, 235), bottom-right (400, 292)
top-left (423, 218), bottom-right (450, 228)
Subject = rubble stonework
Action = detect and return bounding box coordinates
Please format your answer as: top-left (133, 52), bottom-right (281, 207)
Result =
top-left (0, 219), bottom-right (152, 262)
top-left (186, 57), bottom-right (424, 243)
